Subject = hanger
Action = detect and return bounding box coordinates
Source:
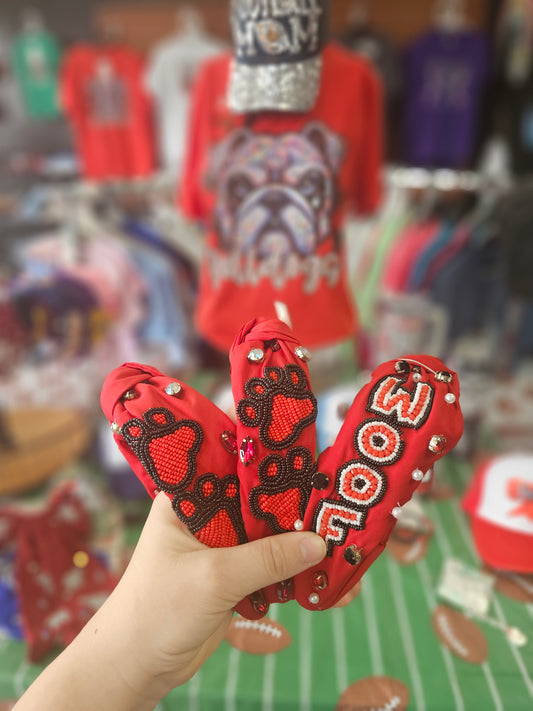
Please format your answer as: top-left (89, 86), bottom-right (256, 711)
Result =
top-left (20, 7), bottom-right (45, 34)
top-left (347, 0), bottom-right (370, 30)
top-left (175, 4), bottom-right (207, 40)
top-left (433, 0), bottom-right (468, 33)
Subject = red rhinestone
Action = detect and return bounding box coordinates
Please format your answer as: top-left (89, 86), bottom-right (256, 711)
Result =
top-left (221, 430), bottom-right (238, 455)
top-left (312, 571), bottom-right (329, 591)
top-left (277, 579), bottom-right (294, 602)
top-left (239, 436), bottom-right (255, 466)
top-left (250, 591), bottom-right (268, 615)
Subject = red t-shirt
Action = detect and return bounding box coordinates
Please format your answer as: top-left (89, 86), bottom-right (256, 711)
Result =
top-left (61, 44), bottom-right (155, 180)
top-left (180, 42), bottom-right (383, 351)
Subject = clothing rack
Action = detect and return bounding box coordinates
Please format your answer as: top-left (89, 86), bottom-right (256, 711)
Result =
top-left (386, 166), bottom-right (513, 192)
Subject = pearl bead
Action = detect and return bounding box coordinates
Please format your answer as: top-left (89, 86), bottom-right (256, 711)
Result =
top-left (392, 506), bottom-right (402, 519)
top-left (294, 519), bottom-right (304, 531)
top-left (412, 372), bottom-right (422, 383)
top-left (445, 393), bottom-right (456, 404)
top-left (412, 468), bottom-right (424, 481)
top-left (308, 592), bottom-right (320, 605)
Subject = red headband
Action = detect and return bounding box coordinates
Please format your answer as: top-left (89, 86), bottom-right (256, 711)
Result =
top-left (101, 318), bottom-right (463, 617)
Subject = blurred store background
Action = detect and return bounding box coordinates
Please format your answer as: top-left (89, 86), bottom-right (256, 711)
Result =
top-left (0, 1), bottom-right (532, 709)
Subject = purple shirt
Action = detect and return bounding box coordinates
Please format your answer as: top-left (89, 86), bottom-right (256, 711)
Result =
top-left (403, 30), bottom-right (490, 168)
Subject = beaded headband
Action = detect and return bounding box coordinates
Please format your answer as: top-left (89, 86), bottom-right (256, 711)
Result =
top-left (101, 317), bottom-right (463, 617)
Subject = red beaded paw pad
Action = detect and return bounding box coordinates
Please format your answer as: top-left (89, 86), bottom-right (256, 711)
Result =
top-left (174, 474), bottom-right (247, 547)
top-left (236, 365), bottom-right (317, 450)
top-left (122, 408), bottom-right (203, 493)
top-left (249, 447), bottom-right (315, 533)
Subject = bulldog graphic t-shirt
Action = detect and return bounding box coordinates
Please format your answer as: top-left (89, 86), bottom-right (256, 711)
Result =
top-left (180, 42), bottom-right (383, 351)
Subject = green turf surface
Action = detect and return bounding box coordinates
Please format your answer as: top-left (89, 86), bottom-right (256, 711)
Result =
top-left (1, 457), bottom-right (532, 710)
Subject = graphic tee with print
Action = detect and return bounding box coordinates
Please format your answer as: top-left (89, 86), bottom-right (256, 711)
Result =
top-left (403, 30), bottom-right (490, 168)
top-left (180, 42), bottom-right (383, 351)
top-left (60, 44), bottom-right (155, 180)
top-left (12, 31), bottom-right (61, 119)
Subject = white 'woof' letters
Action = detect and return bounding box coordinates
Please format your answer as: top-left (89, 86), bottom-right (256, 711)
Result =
top-left (313, 374), bottom-right (435, 554)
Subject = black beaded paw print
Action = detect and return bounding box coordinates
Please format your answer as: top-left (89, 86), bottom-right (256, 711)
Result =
top-left (121, 408), bottom-right (203, 494)
top-left (249, 446), bottom-right (316, 534)
top-left (173, 474), bottom-right (248, 547)
top-left (236, 365), bottom-right (318, 450)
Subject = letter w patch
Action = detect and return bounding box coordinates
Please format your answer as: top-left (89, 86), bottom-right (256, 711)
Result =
top-left (367, 376), bottom-right (434, 429)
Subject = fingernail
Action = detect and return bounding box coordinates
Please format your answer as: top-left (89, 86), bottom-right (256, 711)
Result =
top-left (300, 534), bottom-right (327, 565)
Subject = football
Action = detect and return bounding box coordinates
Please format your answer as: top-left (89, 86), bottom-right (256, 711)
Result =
top-left (432, 605), bottom-right (488, 664)
top-left (490, 569), bottom-right (533, 603)
top-left (336, 675), bottom-right (409, 711)
top-left (225, 615), bottom-right (292, 654)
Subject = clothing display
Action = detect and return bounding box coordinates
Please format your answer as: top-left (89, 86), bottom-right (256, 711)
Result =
top-left (146, 26), bottom-right (224, 173)
top-left (60, 44), bottom-right (155, 180)
top-left (2, 3), bottom-right (533, 710)
top-left (11, 28), bottom-right (61, 119)
top-left (180, 41), bottom-right (383, 352)
top-left (403, 29), bottom-right (491, 168)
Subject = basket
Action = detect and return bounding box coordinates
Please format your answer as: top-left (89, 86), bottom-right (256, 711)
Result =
top-left (0, 409), bottom-right (92, 497)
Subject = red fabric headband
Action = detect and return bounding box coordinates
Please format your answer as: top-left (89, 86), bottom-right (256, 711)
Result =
top-left (101, 318), bottom-right (463, 618)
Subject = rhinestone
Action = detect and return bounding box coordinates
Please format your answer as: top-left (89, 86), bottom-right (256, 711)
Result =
top-left (412, 372), bottom-right (422, 383)
top-left (429, 435), bottom-right (447, 453)
top-left (395, 360), bottom-right (410, 375)
top-left (294, 519), bottom-right (304, 531)
top-left (392, 506), bottom-right (402, 519)
top-left (412, 468), bottom-right (424, 481)
top-left (308, 592), bottom-right (320, 605)
top-left (247, 348), bottom-right (265, 363)
top-left (250, 591), bottom-right (268, 615)
top-left (110, 422), bottom-right (122, 435)
top-left (435, 371), bottom-right (453, 383)
top-left (239, 436), bottom-right (255, 466)
top-left (122, 389), bottom-right (138, 400)
top-left (165, 382), bottom-right (183, 397)
top-left (313, 472), bottom-right (330, 490)
top-left (445, 393), bottom-right (456, 404)
top-left (277, 578), bottom-right (294, 602)
top-left (221, 430), bottom-right (238, 455)
top-left (344, 545), bottom-right (362, 566)
top-left (312, 571), bottom-right (328, 590)
top-left (295, 346), bottom-right (311, 362)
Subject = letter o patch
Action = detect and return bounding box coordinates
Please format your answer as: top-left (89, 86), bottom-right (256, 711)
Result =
top-left (337, 461), bottom-right (386, 508)
top-left (355, 420), bottom-right (403, 465)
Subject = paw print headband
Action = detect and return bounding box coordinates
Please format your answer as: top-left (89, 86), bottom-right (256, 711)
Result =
top-left (101, 317), bottom-right (463, 619)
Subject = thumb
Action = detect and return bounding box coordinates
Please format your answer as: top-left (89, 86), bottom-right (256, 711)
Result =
top-left (212, 531), bottom-right (327, 604)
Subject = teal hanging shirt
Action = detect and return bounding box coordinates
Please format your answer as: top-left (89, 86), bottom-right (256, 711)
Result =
top-left (12, 31), bottom-right (61, 119)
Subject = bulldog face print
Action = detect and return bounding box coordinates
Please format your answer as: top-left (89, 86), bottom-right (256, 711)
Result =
top-left (207, 122), bottom-right (345, 258)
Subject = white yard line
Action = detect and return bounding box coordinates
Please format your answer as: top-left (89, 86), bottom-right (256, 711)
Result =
top-left (429, 501), bottom-right (505, 709)
top-left (386, 556), bottom-right (426, 711)
top-left (418, 558), bottom-right (464, 711)
top-left (361, 572), bottom-right (384, 675)
top-left (299, 607), bottom-right (312, 711)
top-left (262, 607), bottom-right (278, 711)
top-left (188, 669), bottom-right (202, 711)
top-left (332, 606), bottom-right (349, 694)
top-left (224, 646), bottom-right (241, 711)
top-left (13, 659), bottom-right (29, 697)
top-left (448, 500), bottom-right (533, 697)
